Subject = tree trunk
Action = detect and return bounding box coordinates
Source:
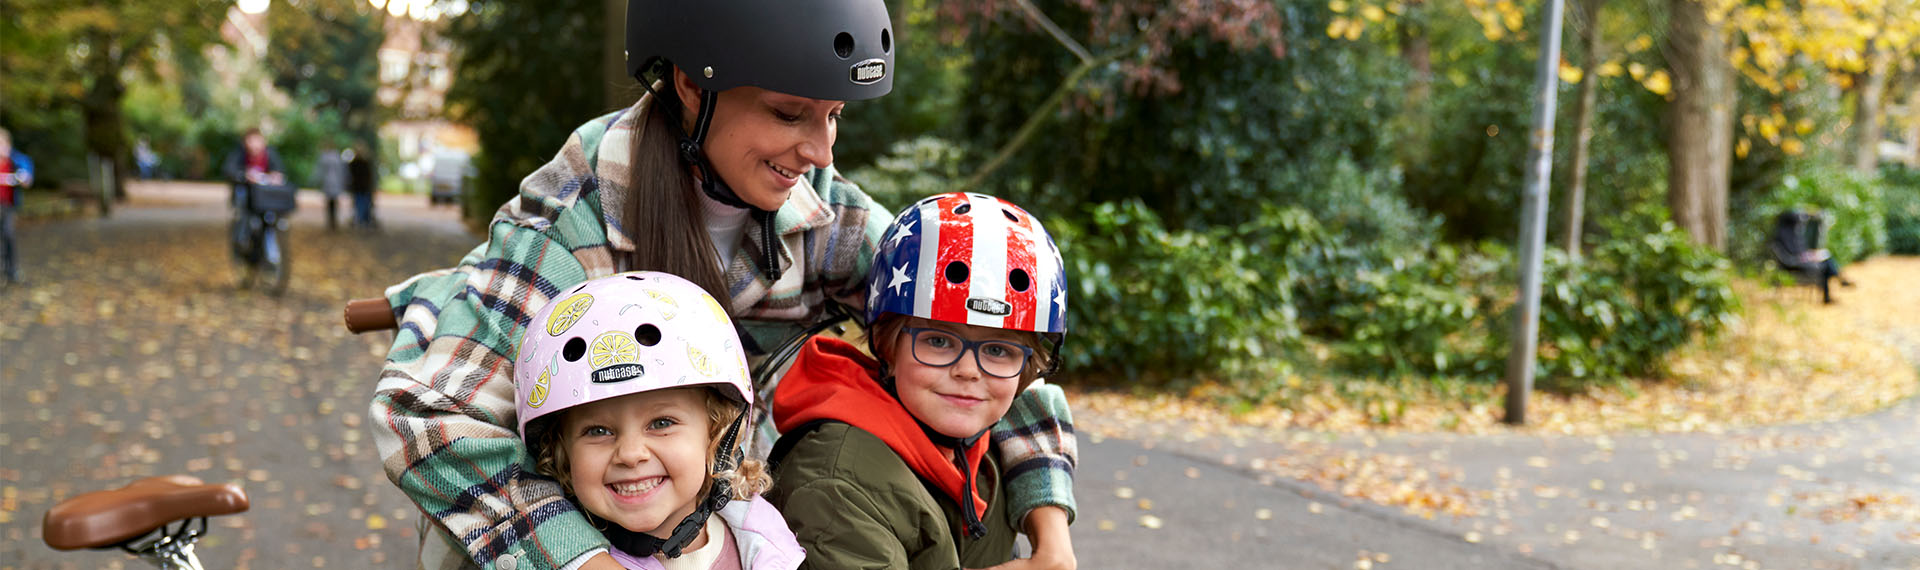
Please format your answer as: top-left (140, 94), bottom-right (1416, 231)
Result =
top-left (1563, 0), bottom-right (1604, 258)
top-left (1399, 5), bottom-right (1432, 106)
top-left (1850, 46), bottom-right (1889, 173)
top-left (1909, 89), bottom-right (1920, 167)
top-left (1664, 0), bottom-right (1733, 251)
top-left (604, 0), bottom-right (637, 111)
top-left (1396, 2), bottom-right (1435, 169)
top-left (82, 31), bottom-right (131, 202)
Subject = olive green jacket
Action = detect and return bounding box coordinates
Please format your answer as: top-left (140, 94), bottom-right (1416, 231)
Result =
top-left (767, 423), bottom-right (1015, 570)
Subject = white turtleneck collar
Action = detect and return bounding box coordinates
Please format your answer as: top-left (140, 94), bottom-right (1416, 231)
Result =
top-left (700, 189), bottom-right (752, 271)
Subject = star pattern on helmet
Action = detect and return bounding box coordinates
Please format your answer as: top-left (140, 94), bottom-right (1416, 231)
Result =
top-left (888, 219), bottom-right (916, 247)
top-left (889, 262), bottom-right (913, 294)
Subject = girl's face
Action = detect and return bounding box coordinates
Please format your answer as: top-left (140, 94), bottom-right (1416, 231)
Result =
top-left (559, 388), bottom-right (714, 537)
top-left (888, 319), bottom-right (1026, 439)
top-left (676, 71), bottom-right (843, 211)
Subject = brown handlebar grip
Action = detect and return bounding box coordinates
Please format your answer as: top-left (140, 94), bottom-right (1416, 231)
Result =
top-left (343, 297), bottom-right (398, 333)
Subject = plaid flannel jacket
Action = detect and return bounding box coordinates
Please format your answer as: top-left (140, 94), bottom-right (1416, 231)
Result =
top-left (369, 98), bottom-right (1077, 570)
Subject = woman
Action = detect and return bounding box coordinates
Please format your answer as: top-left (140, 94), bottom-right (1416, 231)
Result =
top-left (368, 2), bottom-right (1078, 569)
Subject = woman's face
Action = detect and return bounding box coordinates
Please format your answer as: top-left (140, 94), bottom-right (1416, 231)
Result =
top-left (676, 70), bottom-right (843, 211)
top-left (559, 388), bottom-right (714, 538)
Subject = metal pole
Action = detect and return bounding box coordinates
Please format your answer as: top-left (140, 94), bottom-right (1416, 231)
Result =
top-left (1504, 0), bottom-right (1569, 425)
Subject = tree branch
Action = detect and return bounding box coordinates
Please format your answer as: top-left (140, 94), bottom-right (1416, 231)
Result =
top-left (1010, 0), bottom-right (1093, 64)
top-left (960, 11), bottom-right (1174, 192)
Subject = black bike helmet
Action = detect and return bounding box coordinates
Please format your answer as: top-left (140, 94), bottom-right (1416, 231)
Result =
top-left (626, 0), bottom-right (894, 102)
top-left (624, 0), bottom-right (896, 284)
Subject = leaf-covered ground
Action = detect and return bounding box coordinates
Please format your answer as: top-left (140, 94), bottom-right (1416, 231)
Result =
top-left (1073, 257), bottom-right (1920, 437)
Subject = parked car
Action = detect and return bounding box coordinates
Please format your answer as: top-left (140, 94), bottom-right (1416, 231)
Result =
top-left (428, 149), bottom-right (474, 206)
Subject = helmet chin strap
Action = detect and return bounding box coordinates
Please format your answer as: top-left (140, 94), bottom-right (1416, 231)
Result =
top-left (641, 65), bottom-right (785, 282)
top-left (591, 408), bottom-right (747, 559)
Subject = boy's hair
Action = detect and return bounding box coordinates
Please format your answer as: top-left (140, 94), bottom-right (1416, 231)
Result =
top-left (530, 386), bottom-right (769, 500)
top-left (869, 315), bottom-right (1053, 390)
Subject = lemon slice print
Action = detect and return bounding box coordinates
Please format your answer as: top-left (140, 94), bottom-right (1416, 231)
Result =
top-left (546, 293), bottom-right (595, 336)
top-left (645, 289), bottom-right (680, 320)
top-left (590, 332), bottom-right (641, 368)
top-left (702, 293), bottom-right (729, 324)
top-left (527, 366), bottom-right (552, 408)
top-left (688, 345), bottom-right (717, 377)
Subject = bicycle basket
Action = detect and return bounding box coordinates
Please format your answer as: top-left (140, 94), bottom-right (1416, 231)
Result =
top-left (249, 184), bottom-right (299, 213)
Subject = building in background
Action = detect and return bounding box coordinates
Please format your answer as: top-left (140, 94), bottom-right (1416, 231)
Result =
top-left (377, 14), bottom-right (476, 196)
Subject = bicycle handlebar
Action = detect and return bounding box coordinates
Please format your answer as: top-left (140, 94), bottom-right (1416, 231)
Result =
top-left (343, 297), bottom-right (398, 333)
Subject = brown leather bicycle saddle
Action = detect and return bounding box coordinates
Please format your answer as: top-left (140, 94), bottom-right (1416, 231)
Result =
top-left (42, 475), bottom-right (249, 550)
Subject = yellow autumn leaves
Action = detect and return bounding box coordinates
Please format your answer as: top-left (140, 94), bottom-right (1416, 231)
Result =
top-left (1324, 0), bottom-right (1397, 41)
top-left (1738, 111), bottom-right (1818, 158)
top-left (1327, 1), bottom-right (1677, 100)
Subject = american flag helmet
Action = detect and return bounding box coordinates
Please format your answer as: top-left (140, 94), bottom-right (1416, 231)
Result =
top-left (866, 193), bottom-right (1067, 338)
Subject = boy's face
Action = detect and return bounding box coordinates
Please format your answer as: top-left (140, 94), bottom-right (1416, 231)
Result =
top-left (889, 318), bottom-right (1027, 439)
top-left (559, 388), bottom-right (713, 537)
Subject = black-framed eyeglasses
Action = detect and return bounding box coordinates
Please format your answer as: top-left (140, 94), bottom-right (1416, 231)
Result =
top-left (900, 327), bottom-right (1033, 379)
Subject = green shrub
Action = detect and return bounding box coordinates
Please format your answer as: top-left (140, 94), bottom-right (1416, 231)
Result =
top-left (1052, 201), bottom-right (1314, 384)
top-left (1513, 213), bottom-right (1740, 389)
top-left (841, 136), bottom-right (968, 210)
top-left (1883, 164), bottom-right (1920, 255)
top-left (1327, 243), bottom-right (1498, 375)
top-left (1732, 164), bottom-right (1888, 267)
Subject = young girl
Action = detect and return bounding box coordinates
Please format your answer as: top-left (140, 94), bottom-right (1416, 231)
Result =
top-left (516, 272), bottom-right (801, 569)
top-left (767, 193), bottom-right (1075, 569)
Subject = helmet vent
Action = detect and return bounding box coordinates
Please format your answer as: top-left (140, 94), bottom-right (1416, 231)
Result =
top-left (562, 338), bottom-right (587, 362)
top-left (1003, 209), bottom-right (1020, 223)
top-left (1009, 269), bottom-right (1031, 292)
top-left (624, 274), bottom-right (646, 281)
top-left (954, 203), bottom-right (972, 215)
top-left (834, 32), bottom-right (855, 59)
top-left (944, 261), bottom-right (970, 284)
top-left (635, 324), bottom-right (663, 347)
top-left (881, 29), bottom-right (892, 54)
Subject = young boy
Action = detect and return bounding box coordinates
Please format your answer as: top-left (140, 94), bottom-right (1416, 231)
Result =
top-left (767, 192), bottom-right (1074, 569)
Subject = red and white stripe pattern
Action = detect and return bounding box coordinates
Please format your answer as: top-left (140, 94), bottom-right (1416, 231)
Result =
top-left (894, 193), bottom-right (1063, 334)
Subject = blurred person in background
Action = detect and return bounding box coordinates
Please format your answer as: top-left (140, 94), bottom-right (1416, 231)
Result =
top-left (0, 127), bottom-right (34, 283)
top-left (222, 128), bottom-right (287, 258)
top-left (312, 141), bottom-right (349, 231)
top-left (347, 141), bottom-right (377, 229)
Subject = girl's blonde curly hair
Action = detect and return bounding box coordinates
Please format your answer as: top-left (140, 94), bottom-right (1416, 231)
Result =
top-left (530, 387), bottom-right (769, 501)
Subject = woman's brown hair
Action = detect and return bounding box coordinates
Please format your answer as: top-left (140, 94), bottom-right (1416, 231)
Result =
top-left (621, 79), bottom-right (731, 309)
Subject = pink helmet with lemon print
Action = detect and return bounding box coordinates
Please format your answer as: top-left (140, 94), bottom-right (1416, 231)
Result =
top-left (514, 271), bottom-right (751, 442)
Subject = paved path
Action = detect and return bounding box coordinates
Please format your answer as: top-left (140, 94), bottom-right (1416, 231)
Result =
top-left (3, 183), bottom-right (471, 569)
top-left (6, 182), bottom-right (1918, 569)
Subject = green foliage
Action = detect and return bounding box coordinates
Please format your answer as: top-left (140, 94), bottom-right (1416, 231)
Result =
top-left (1326, 244), bottom-right (1497, 375)
top-left (841, 136), bottom-right (968, 209)
top-left (1882, 164), bottom-right (1920, 255)
top-left (832, 0), bottom-right (971, 169)
top-left (266, 0), bottom-right (384, 144)
top-left (956, 0), bottom-right (1401, 230)
top-left (444, 0), bottom-right (606, 225)
top-left (1517, 211), bottom-right (1740, 389)
top-left (1053, 201), bottom-right (1315, 384)
top-left (1731, 164), bottom-right (1888, 267)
